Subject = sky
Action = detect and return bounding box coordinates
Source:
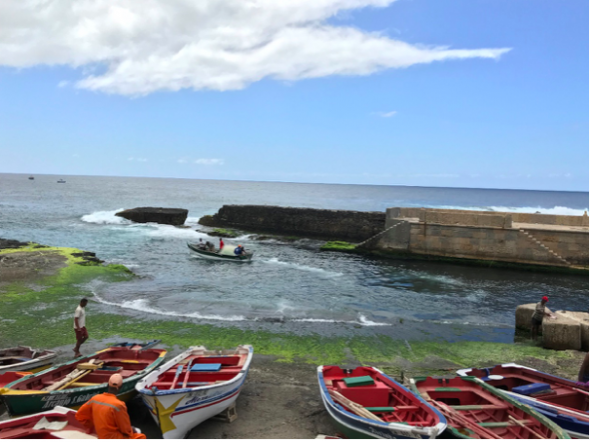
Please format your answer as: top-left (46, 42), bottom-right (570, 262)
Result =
top-left (0, 0), bottom-right (588, 191)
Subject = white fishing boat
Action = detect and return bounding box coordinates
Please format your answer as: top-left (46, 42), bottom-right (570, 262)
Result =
top-left (0, 406), bottom-right (97, 439)
top-left (187, 243), bottom-right (253, 262)
top-left (136, 345), bottom-right (253, 439)
top-left (0, 346), bottom-right (56, 375)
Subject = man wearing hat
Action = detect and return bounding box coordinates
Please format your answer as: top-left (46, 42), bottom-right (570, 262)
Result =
top-left (76, 373), bottom-right (146, 439)
top-left (531, 296), bottom-right (553, 341)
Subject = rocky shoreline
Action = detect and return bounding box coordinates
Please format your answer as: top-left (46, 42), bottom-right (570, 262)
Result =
top-left (0, 238), bottom-right (586, 438)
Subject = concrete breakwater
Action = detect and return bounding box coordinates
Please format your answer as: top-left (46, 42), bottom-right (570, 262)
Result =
top-left (202, 205), bottom-right (589, 270)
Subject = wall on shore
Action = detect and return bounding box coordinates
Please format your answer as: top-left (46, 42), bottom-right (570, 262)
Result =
top-left (209, 205), bottom-right (385, 241)
top-left (388, 207), bottom-right (589, 227)
top-left (379, 219), bottom-right (589, 267)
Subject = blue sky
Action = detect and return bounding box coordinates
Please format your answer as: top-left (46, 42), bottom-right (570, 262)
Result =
top-left (0, 0), bottom-right (587, 191)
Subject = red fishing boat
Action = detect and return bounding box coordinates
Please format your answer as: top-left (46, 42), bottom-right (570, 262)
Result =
top-left (1, 345), bottom-right (166, 416)
top-left (318, 366), bottom-right (447, 439)
top-left (0, 406), bottom-right (97, 439)
top-left (409, 376), bottom-right (569, 439)
top-left (457, 363), bottom-right (588, 438)
top-left (0, 371), bottom-right (31, 389)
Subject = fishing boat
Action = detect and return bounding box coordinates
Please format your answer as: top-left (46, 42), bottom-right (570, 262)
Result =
top-left (0, 406), bottom-right (96, 439)
top-left (28, 176), bottom-right (34, 180)
top-left (457, 363), bottom-right (589, 438)
top-left (57, 179), bottom-right (66, 183)
top-left (136, 345), bottom-right (253, 439)
top-left (318, 365), bottom-right (447, 439)
top-left (0, 346), bottom-right (57, 375)
top-left (0, 372), bottom-right (30, 389)
top-left (409, 376), bottom-right (570, 439)
top-left (187, 242), bottom-right (253, 262)
top-left (1, 344), bottom-right (167, 416)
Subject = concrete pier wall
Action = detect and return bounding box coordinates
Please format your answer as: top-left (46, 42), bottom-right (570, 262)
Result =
top-left (379, 208), bottom-right (589, 268)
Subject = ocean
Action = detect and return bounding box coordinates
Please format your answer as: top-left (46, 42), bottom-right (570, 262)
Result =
top-left (1, 173), bottom-right (588, 344)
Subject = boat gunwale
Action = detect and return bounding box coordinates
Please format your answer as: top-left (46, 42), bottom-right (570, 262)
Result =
top-left (317, 365), bottom-right (447, 438)
top-left (136, 345), bottom-right (254, 397)
top-left (0, 346), bottom-right (57, 374)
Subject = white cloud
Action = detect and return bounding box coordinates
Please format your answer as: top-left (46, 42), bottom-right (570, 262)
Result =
top-left (374, 111), bottom-right (397, 118)
top-left (194, 158), bottom-right (224, 166)
top-left (0, 1), bottom-right (511, 96)
top-left (177, 158), bottom-right (188, 164)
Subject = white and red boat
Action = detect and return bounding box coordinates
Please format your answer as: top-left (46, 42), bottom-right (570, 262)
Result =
top-left (136, 345), bottom-right (253, 439)
top-left (457, 363), bottom-right (588, 438)
top-left (0, 406), bottom-right (96, 439)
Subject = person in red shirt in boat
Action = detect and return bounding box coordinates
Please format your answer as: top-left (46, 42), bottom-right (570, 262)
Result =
top-left (219, 237), bottom-right (224, 251)
top-left (76, 374), bottom-right (146, 439)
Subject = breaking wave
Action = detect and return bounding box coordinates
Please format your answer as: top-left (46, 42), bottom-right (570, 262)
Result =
top-left (81, 209), bottom-right (130, 224)
top-left (261, 258), bottom-right (343, 277)
top-left (435, 205), bottom-right (587, 216)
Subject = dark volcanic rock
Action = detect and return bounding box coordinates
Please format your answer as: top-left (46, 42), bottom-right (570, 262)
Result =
top-left (116, 207), bottom-right (188, 226)
top-left (0, 238), bottom-right (31, 250)
top-left (209, 205), bottom-right (385, 242)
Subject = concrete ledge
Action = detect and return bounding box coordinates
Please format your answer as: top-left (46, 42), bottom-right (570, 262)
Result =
top-left (543, 316), bottom-right (581, 350)
top-left (515, 303), bottom-right (536, 331)
top-left (420, 210), bottom-right (511, 228)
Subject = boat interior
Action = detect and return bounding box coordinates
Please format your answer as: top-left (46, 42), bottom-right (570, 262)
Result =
top-left (0, 347), bottom-right (52, 367)
top-left (149, 353), bottom-right (247, 390)
top-left (0, 411), bottom-right (93, 439)
top-left (9, 348), bottom-right (164, 391)
top-left (470, 367), bottom-right (589, 412)
top-left (323, 366), bottom-right (439, 427)
top-left (416, 377), bottom-right (556, 439)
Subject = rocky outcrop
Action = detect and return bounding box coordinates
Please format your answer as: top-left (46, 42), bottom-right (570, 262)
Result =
top-left (116, 207), bottom-right (188, 226)
top-left (204, 205), bottom-right (385, 242)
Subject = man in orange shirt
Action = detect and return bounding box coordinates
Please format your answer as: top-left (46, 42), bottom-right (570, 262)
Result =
top-left (76, 374), bottom-right (146, 439)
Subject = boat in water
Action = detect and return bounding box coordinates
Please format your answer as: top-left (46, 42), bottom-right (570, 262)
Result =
top-left (28, 176), bottom-right (34, 180)
top-left (1, 344), bottom-right (167, 416)
top-left (457, 363), bottom-right (589, 438)
top-left (187, 242), bottom-right (253, 262)
top-left (409, 376), bottom-right (570, 439)
top-left (0, 346), bottom-right (57, 375)
top-left (0, 406), bottom-right (96, 439)
top-left (136, 345), bottom-right (253, 439)
top-left (318, 365), bottom-right (447, 439)
top-left (57, 179), bottom-right (66, 183)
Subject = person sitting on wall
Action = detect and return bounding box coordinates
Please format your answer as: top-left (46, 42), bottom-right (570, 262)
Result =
top-left (234, 245), bottom-right (246, 256)
top-left (531, 296), bottom-right (553, 341)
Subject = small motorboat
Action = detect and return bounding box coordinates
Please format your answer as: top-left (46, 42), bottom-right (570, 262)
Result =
top-left (57, 179), bottom-right (66, 183)
top-left (28, 176), bottom-right (34, 180)
top-left (0, 406), bottom-right (96, 439)
top-left (409, 376), bottom-right (570, 439)
top-left (187, 242), bottom-right (253, 262)
top-left (1, 344), bottom-right (167, 416)
top-left (0, 345), bottom-right (57, 375)
top-left (318, 365), bottom-right (447, 439)
top-left (457, 363), bottom-right (588, 438)
top-left (136, 345), bottom-right (253, 439)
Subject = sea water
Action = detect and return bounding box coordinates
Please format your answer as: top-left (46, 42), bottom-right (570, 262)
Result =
top-left (0, 173), bottom-right (588, 343)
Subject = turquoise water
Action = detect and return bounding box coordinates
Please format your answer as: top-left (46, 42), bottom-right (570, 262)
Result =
top-left (1, 173), bottom-right (588, 343)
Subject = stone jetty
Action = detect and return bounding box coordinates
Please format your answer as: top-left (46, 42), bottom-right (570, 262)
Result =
top-left (116, 207), bottom-right (188, 226)
top-left (516, 304), bottom-right (589, 351)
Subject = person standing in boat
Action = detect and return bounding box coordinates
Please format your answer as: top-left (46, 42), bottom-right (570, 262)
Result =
top-left (76, 373), bottom-right (146, 439)
top-left (219, 237), bottom-right (224, 251)
top-left (73, 298), bottom-right (88, 358)
top-left (531, 296), bottom-right (553, 341)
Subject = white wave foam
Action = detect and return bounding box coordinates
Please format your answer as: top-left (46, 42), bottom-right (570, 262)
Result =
top-left (92, 292), bottom-right (245, 322)
top-left (293, 313), bottom-right (389, 327)
top-left (262, 258), bottom-right (343, 277)
top-left (435, 205), bottom-right (588, 216)
top-left (81, 209), bottom-right (130, 225)
top-left (144, 224), bottom-right (202, 240)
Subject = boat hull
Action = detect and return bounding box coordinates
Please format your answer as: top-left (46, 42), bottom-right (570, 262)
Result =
top-left (318, 366), bottom-right (446, 439)
top-left (1, 347), bottom-right (166, 416)
top-left (187, 243), bottom-right (253, 262)
top-left (137, 345), bottom-right (253, 439)
top-left (0, 346), bottom-right (57, 375)
top-left (0, 406), bottom-right (97, 439)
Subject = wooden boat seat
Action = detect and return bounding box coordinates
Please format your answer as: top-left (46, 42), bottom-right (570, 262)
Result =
top-left (451, 404), bottom-right (508, 410)
top-left (337, 386), bottom-right (391, 406)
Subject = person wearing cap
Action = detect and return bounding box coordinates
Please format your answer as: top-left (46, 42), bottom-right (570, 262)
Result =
top-left (234, 244), bottom-right (245, 256)
top-left (76, 374), bottom-right (146, 439)
top-left (531, 296), bottom-right (552, 341)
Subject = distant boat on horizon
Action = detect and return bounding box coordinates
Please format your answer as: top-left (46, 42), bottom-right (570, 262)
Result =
top-left (28, 176), bottom-right (34, 180)
top-left (57, 179), bottom-right (66, 183)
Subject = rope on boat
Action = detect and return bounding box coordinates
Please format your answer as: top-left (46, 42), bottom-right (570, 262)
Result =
top-left (356, 220), bottom-right (408, 248)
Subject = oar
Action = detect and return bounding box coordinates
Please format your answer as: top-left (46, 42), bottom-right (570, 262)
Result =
top-left (573, 387), bottom-right (589, 395)
top-left (508, 416), bottom-right (545, 439)
top-left (182, 358), bottom-right (195, 388)
top-left (170, 365), bottom-right (183, 390)
top-left (328, 390), bottom-right (384, 422)
top-left (433, 400), bottom-right (501, 439)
